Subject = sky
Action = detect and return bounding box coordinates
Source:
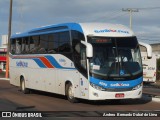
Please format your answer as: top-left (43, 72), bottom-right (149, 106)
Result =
top-left (0, 0), bottom-right (160, 44)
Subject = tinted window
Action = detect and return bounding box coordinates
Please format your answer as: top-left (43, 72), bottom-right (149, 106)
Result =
top-left (116, 37), bottom-right (138, 48)
top-left (88, 36), bottom-right (142, 80)
top-left (10, 31), bottom-right (72, 54)
top-left (58, 32), bottom-right (71, 52)
top-left (16, 38), bottom-right (22, 54)
top-left (72, 30), bottom-right (84, 40)
top-left (30, 36), bottom-right (39, 53)
top-left (48, 33), bottom-right (59, 53)
top-left (20, 37), bottom-right (30, 54)
top-left (21, 38), bottom-right (25, 53)
top-left (39, 35), bottom-right (48, 53)
top-left (25, 37), bottom-right (30, 53)
top-left (10, 39), bottom-right (16, 54)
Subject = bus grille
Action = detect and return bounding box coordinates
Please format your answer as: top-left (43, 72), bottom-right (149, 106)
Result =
top-left (104, 87), bottom-right (133, 92)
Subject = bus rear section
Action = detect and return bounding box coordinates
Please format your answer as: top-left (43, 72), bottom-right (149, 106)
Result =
top-left (141, 52), bottom-right (156, 83)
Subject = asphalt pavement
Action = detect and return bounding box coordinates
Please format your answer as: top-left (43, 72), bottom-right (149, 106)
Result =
top-left (0, 72), bottom-right (160, 119)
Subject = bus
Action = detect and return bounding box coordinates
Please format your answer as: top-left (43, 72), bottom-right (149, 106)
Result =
top-left (9, 23), bottom-right (152, 103)
top-left (141, 52), bottom-right (156, 83)
top-left (139, 42), bottom-right (156, 83)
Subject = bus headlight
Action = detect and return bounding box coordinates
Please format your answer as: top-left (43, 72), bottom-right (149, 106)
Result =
top-left (90, 83), bottom-right (105, 91)
top-left (132, 82), bottom-right (143, 90)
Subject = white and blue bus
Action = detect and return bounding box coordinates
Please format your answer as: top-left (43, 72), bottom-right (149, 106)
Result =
top-left (10, 23), bottom-right (152, 102)
top-left (139, 42), bottom-right (156, 83)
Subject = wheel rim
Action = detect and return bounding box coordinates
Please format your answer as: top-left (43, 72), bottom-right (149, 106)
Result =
top-left (68, 85), bottom-right (74, 99)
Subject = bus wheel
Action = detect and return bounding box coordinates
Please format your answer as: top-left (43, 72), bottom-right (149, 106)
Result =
top-left (20, 77), bottom-right (30, 94)
top-left (66, 83), bottom-right (78, 103)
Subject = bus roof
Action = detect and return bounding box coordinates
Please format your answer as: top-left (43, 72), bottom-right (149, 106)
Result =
top-left (11, 22), bottom-right (135, 39)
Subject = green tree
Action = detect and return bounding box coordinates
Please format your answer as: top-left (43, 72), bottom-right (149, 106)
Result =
top-left (157, 58), bottom-right (160, 71)
top-left (157, 58), bottom-right (160, 80)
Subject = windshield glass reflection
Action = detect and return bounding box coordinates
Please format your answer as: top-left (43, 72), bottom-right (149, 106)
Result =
top-left (88, 37), bottom-right (142, 79)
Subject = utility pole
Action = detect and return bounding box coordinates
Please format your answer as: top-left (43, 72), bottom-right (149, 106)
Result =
top-left (122, 8), bottom-right (139, 29)
top-left (6, 0), bottom-right (13, 78)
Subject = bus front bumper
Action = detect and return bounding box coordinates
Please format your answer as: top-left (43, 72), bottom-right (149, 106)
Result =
top-left (89, 86), bottom-right (142, 100)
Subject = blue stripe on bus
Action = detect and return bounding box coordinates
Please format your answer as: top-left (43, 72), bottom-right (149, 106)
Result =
top-left (33, 58), bottom-right (47, 68)
top-left (45, 56), bottom-right (75, 69)
top-left (90, 76), bottom-right (143, 89)
top-left (12, 55), bottom-right (76, 69)
top-left (45, 56), bottom-right (63, 68)
top-left (69, 23), bottom-right (83, 33)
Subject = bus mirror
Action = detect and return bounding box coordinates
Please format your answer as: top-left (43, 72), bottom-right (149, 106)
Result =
top-left (139, 42), bottom-right (152, 59)
top-left (81, 41), bottom-right (93, 58)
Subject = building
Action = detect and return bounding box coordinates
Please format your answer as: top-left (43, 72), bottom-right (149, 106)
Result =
top-left (0, 35), bottom-right (8, 71)
top-left (0, 47), bottom-right (7, 71)
top-left (1, 35), bottom-right (8, 48)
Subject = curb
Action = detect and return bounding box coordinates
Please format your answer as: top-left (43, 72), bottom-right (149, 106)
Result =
top-left (152, 97), bottom-right (160, 103)
top-left (143, 94), bottom-right (160, 103)
top-left (0, 78), bottom-right (10, 81)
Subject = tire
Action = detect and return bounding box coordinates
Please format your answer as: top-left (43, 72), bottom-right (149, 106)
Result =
top-left (20, 77), bottom-right (30, 94)
top-left (66, 83), bottom-right (78, 103)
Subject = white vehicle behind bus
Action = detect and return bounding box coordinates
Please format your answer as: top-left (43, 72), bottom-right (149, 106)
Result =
top-left (141, 52), bottom-right (156, 83)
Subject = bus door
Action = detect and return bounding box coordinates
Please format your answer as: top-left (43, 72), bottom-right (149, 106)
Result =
top-left (74, 43), bottom-right (89, 98)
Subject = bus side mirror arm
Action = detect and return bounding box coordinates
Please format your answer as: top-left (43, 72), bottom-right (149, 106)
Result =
top-left (81, 41), bottom-right (93, 58)
top-left (139, 42), bottom-right (152, 59)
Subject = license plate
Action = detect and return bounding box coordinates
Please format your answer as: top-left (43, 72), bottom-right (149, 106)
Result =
top-left (115, 93), bottom-right (124, 98)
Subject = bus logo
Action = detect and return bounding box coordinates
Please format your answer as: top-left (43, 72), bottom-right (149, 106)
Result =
top-left (16, 61), bottom-right (28, 67)
top-left (94, 29), bottom-right (129, 34)
top-left (59, 59), bottom-right (66, 62)
top-left (110, 83), bottom-right (129, 87)
top-left (99, 82), bottom-right (107, 87)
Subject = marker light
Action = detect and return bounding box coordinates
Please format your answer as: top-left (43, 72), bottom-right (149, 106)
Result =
top-left (132, 82), bottom-right (143, 90)
top-left (90, 83), bottom-right (105, 91)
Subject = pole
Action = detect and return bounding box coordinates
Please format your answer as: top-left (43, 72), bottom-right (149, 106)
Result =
top-left (6, 0), bottom-right (13, 78)
top-left (129, 10), bottom-right (132, 29)
top-left (122, 8), bottom-right (139, 29)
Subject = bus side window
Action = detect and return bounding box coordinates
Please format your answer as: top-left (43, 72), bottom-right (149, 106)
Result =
top-left (25, 37), bottom-right (30, 53)
top-left (11, 39), bottom-right (16, 54)
top-left (16, 38), bottom-right (22, 54)
top-left (72, 31), bottom-right (87, 76)
top-left (81, 44), bottom-right (87, 69)
top-left (74, 43), bottom-right (87, 70)
top-left (21, 38), bottom-right (25, 53)
top-left (74, 43), bottom-right (81, 66)
top-left (39, 35), bottom-right (48, 54)
top-left (30, 36), bottom-right (39, 53)
top-left (59, 32), bottom-right (71, 53)
top-left (48, 33), bottom-right (59, 53)
top-left (29, 37), bottom-right (35, 53)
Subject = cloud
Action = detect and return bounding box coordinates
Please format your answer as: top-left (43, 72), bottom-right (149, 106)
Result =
top-left (1, 0), bottom-right (160, 43)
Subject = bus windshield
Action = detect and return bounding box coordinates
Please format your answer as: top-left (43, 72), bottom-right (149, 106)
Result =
top-left (88, 36), bottom-right (142, 80)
